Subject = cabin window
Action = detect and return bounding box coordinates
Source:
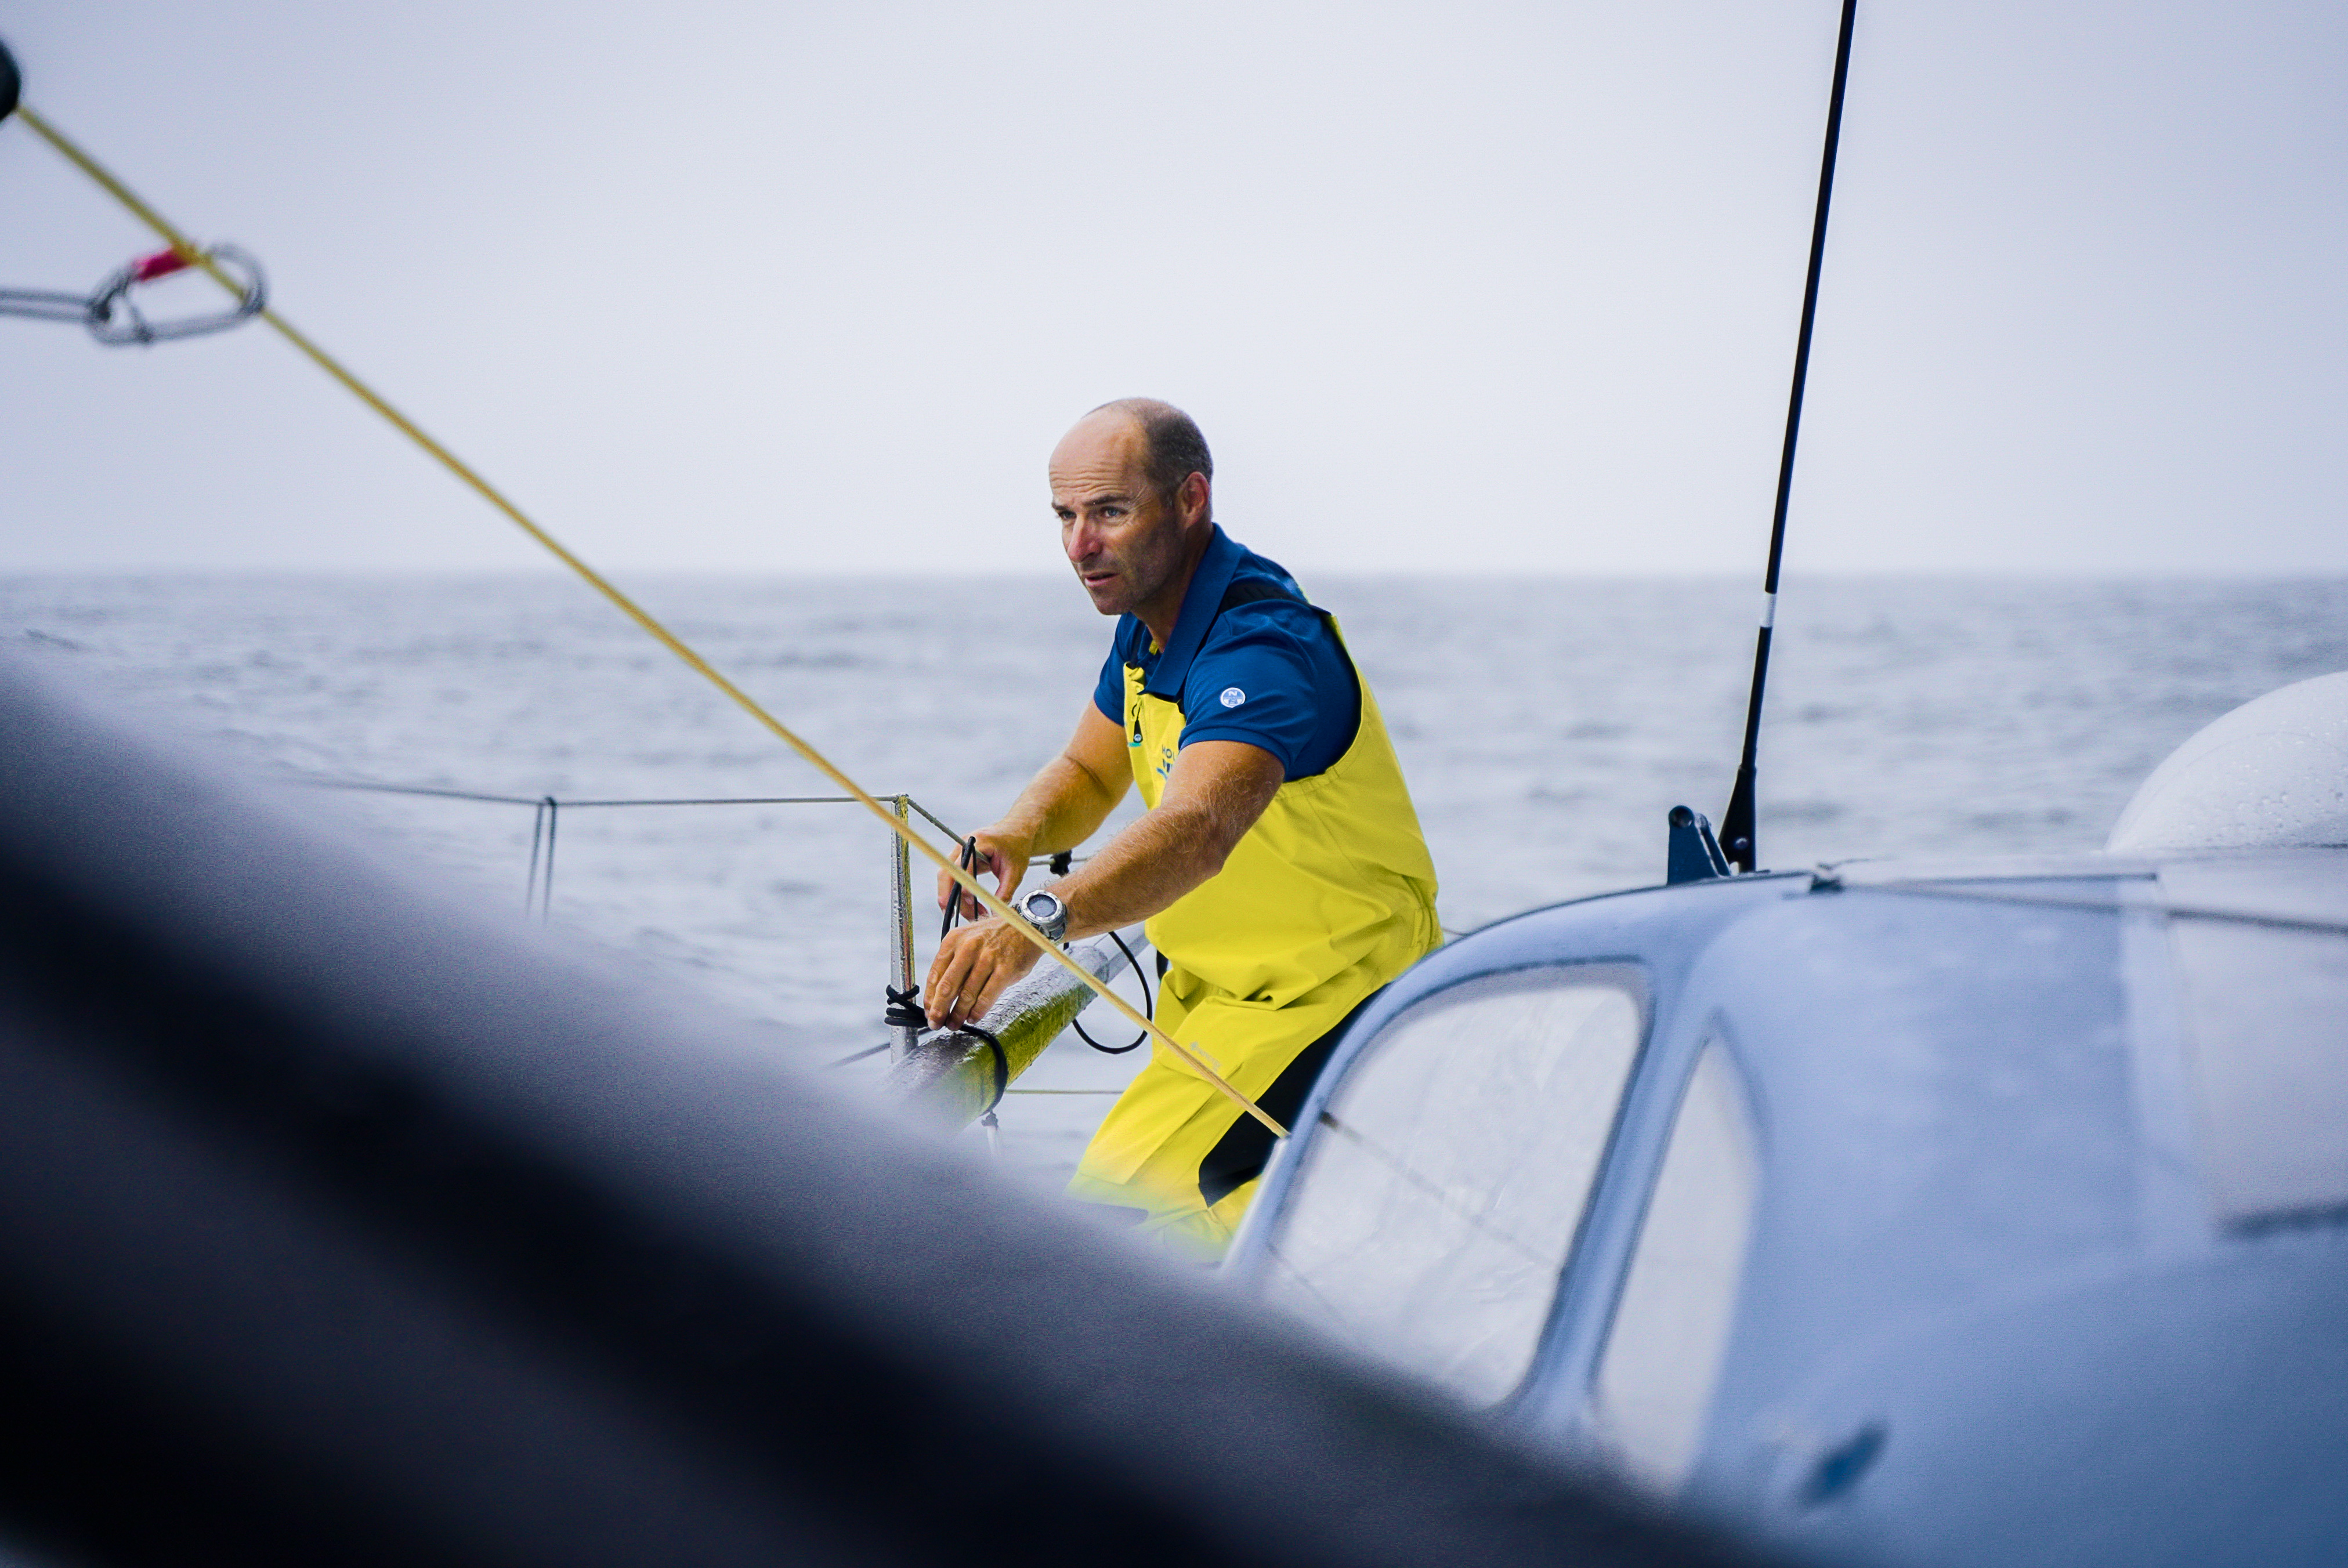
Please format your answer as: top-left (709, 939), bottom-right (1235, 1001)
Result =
top-left (2168, 919), bottom-right (2348, 1226)
top-left (1257, 969), bottom-right (1644, 1406)
top-left (1591, 1039), bottom-right (1759, 1490)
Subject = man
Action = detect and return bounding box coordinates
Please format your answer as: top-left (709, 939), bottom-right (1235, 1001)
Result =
top-left (925, 398), bottom-right (1439, 1258)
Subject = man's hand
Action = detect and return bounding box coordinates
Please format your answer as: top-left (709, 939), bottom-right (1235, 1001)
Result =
top-left (934, 706), bottom-right (1129, 921)
top-left (917, 702), bottom-right (1150, 1029)
top-left (935, 830), bottom-right (1030, 922)
top-left (924, 915), bottom-right (1047, 1029)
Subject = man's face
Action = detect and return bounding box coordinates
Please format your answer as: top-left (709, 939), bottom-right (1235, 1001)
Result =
top-left (1050, 414), bottom-right (1193, 618)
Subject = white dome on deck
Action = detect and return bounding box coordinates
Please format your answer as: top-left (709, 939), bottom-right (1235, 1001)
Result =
top-left (2108, 669), bottom-right (2348, 853)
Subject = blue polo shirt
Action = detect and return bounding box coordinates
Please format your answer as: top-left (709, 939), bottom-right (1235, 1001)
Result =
top-left (1090, 526), bottom-right (1360, 781)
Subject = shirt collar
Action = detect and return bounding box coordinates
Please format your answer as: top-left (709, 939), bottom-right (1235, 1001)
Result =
top-left (1143, 524), bottom-right (1243, 698)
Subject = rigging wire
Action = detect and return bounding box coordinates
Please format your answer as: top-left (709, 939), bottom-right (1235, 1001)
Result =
top-left (300, 777), bottom-right (964, 844)
top-left (3, 99), bottom-right (1286, 1140)
top-left (316, 776), bottom-right (1147, 1085)
top-left (524, 796), bottom-right (558, 921)
top-left (311, 778), bottom-right (1072, 1088)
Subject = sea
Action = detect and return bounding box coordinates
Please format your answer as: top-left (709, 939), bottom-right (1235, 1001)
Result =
top-left (7, 571), bottom-right (2345, 1189)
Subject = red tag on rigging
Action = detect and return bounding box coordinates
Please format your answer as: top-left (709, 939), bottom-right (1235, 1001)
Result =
top-left (130, 248), bottom-right (194, 283)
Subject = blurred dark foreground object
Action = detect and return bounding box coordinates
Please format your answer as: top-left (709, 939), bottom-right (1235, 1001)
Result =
top-left (0, 654), bottom-right (1789, 1568)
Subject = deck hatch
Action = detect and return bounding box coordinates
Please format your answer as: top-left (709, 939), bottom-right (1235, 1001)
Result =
top-left (1258, 968), bottom-right (1643, 1406)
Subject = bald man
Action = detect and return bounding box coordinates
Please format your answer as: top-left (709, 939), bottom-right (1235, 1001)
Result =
top-left (925, 399), bottom-right (1441, 1258)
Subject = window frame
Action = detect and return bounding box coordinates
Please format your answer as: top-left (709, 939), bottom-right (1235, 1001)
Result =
top-left (1584, 1034), bottom-right (1764, 1487)
top-left (1489, 1006), bottom-right (1767, 1478)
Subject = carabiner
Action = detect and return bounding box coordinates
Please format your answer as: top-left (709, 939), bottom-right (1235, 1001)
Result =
top-left (0, 243), bottom-right (267, 346)
top-left (85, 244), bottom-right (267, 346)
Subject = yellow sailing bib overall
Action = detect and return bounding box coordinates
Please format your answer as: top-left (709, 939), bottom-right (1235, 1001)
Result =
top-left (1066, 616), bottom-right (1441, 1258)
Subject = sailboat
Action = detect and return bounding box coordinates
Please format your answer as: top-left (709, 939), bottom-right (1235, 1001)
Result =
top-left (5, 12), bottom-right (2345, 1567)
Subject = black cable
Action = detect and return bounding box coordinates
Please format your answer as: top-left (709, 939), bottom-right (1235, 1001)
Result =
top-left (959, 1022), bottom-right (1010, 1114)
top-left (1070, 928), bottom-right (1151, 1055)
top-left (935, 839), bottom-right (1010, 1109)
top-left (873, 838), bottom-right (982, 1046)
top-left (940, 836), bottom-right (979, 943)
top-left (877, 834), bottom-right (1143, 1100)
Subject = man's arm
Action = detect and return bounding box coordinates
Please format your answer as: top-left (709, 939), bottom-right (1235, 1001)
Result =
top-left (923, 738), bottom-right (1284, 1028)
top-left (938, 703), bottom-right (1131, 919)
top-left (1048, 740), bottom-right (1282, 939)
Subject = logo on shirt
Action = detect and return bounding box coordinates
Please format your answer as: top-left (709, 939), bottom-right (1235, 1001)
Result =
top-left (1220, 687), bottom-right (1246, 708)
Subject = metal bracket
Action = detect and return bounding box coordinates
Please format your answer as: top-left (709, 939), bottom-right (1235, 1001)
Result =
top-left (887, 796), bottom-right (918, 1062)
top-left (1667, 804), bottom-right (1732, 885)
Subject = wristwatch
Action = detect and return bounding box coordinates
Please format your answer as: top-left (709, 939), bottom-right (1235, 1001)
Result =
top-left (1017, 887), bottom-right (1070, 943)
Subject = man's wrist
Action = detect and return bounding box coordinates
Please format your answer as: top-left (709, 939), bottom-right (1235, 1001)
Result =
top-left (990, 816), bottom-right (1044, 856)
top-left (1015, 885), bottom-right (1071, 942)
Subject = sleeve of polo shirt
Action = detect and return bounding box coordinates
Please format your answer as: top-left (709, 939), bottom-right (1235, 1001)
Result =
top-left (1092, 645), bottom-right (1124, 723)
top-left (1175, 612), bottom-right (1323, 777)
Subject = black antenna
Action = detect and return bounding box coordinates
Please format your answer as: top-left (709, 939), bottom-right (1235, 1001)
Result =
top-left (1720, 0), bottom-right (1857, 874)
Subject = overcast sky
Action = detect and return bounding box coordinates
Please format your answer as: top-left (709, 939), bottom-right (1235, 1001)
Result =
top-left (1, 1), bottom-right (2341, 577)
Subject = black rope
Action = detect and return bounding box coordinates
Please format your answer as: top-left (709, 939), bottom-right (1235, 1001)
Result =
top-left (1070, 928), bottom-right (1152, 1055)
top-left (983, 841), bottom-right (1155, 1055)
top-left (960, 1022), bottom-right (1010, 1115)
top-left (873, 835), bottom-right (977, 1030)
top-left (882, 984), bottom-right (926, 1032)
top-left (860, 1013), bottom-right (1005, 1116)
top-left (880, 830), bottom-right (1144, 1096)
top-left (875, 836), bottom-right (1007, 1117)
top-left (940, 836), bottom-right (981, 942)
top-left (869, 838), bottom-right (992, 1065)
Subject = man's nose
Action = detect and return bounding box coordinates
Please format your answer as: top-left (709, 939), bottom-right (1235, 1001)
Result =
top-left (1065, 522), bottom-right (1102, 563)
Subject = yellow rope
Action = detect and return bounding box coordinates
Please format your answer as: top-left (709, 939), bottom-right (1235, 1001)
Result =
top-left (12, 102), bottom-right (1287, 1139)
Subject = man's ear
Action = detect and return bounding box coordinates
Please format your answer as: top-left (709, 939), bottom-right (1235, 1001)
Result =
top-left (1177, 471), bottom-right (1211, 527)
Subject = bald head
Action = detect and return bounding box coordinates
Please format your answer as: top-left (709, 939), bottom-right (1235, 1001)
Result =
top-left (1051, 399), bottom-right (1216, 632)
top-left (1085, 397), bottom-right (1214, 517)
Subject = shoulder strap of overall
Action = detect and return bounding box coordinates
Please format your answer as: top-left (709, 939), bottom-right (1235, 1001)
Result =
top-left (1173, 574), bottom-right (1347, 720)
top-left (1217, 575), bottom-right (1304, 612)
